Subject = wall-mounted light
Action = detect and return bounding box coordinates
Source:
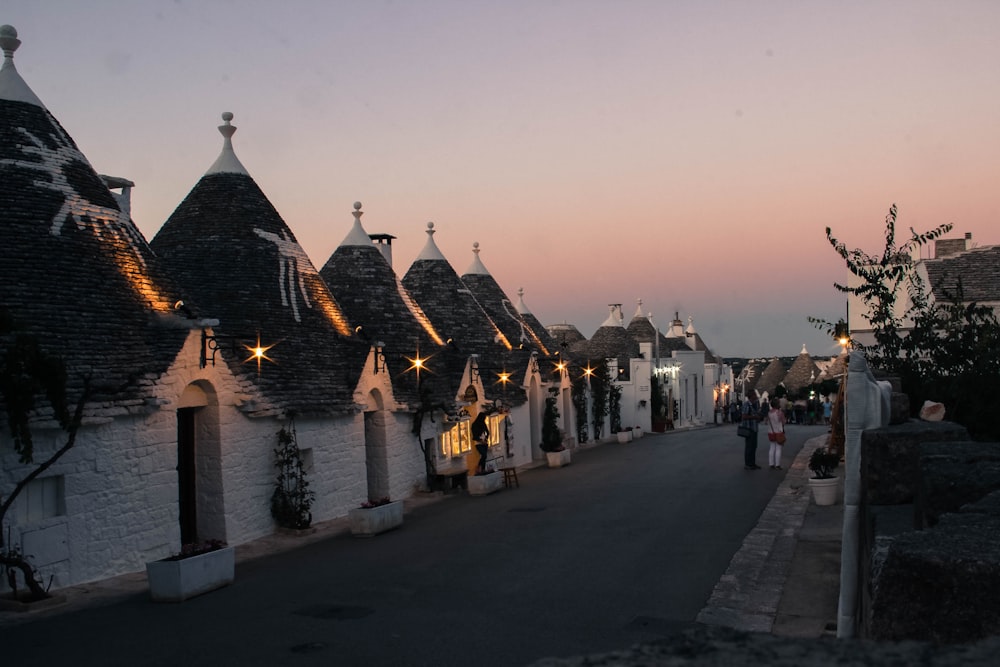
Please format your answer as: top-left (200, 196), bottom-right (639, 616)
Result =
top-left (201, 329), bottom-right (273, 372)
top-left (529, 351), bottom-right (539, 375)
top-left (374, 341), bottom-right (387, 374)
top-left (470, 354), bottom-right (480, 380)
top-left (405, 351), bottom-right (428, 388)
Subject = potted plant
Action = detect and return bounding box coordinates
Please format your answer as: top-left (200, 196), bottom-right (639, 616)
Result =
top-left (146, 539), bottom-right (234, 602)
top-left (541, 395), bottom-right (571, 467)
top-left (617, 427), bottom-right (632, 443)
top-left (270, 421), bottom-right (315, 532)
top-left (348, 497), bottom-right (404, 537)
top-left (808, 447), bottom-right (841, 506)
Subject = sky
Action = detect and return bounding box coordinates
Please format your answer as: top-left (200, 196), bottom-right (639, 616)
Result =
top-left (5, 1), bottom-right (999, 358)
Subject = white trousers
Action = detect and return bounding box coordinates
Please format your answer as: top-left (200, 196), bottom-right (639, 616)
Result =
top-left (769, 442), bottom-right (783, 467)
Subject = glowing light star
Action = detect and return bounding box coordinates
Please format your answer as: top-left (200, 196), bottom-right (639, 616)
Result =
top-left (244, 337), bottom-right (276, 373)
top-left (498, 371), bottom-right (511, 385)
top-left (582, 365), bottom-right (595, 378)
top-left (555, 361), bottom-right (567, 373)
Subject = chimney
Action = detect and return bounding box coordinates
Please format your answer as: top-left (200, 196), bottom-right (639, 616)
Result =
top-left (934, 233), bottom-right (971, 259)
top-left (369, 233), bottom-right (395, 267)
top-left (100, 174), bottom-right (135, 217)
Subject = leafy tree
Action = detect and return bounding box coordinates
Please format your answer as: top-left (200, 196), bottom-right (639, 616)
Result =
top-left (571, 374), bottom-right (589, 443)
top-left (899, 282), bottom-right (1000, 441)
top-left (540, 393), bottom-right (563, 452)
top-left (1, 308), bottom-right (90, 600)
top-left (270, 418), bottom-right (315, 530)
top-left (811, 204), bottom-right (951, 373)
top-left (608, 381), bottom-right (622, 433)
top-left (813, 204), bottom-right (1000, 440)
top-left (588, 360), bottom-right (610, 439)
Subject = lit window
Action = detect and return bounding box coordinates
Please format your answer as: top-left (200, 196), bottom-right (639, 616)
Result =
top-left (15, 476), bottom-right (65, 524)
top-left (439, 419), bottom-right (472, 458)
top-left (486, 414), bottom-right (504, 447)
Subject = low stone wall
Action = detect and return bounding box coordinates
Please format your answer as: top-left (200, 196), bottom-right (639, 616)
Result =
top-left (917, 441), bottom-right (1000, 527)
top-left (860, 421), bottom-right (968, 505)
top-left (860, 427), bottom-right (1000, 642)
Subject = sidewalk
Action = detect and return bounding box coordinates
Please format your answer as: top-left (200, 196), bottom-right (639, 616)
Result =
top-left (697, 435), bottom-right (843, 638)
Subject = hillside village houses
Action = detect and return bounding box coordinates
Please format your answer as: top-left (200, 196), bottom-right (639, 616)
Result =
top-left (2, 25), bottom-right (768, 594)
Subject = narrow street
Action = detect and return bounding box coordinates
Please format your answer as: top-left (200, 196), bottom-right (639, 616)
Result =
top-left (3, 424), bottom-right (826, 667)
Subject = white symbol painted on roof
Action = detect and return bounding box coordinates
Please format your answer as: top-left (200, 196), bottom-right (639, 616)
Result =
top-left (1, 125), bottom-right (149, 261)
top-left (253, 228), bottom-right (313, 323)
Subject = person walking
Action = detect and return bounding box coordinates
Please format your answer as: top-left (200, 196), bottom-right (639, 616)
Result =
top-left (740, 390), bottom-right (764, 470)
top-left (766, 398), bottom-right (787, 470)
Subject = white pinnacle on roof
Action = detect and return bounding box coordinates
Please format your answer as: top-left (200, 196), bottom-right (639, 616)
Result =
top-left (0, 26), bottom-right (44, 107)
top-left (514, 287), bottom-right (531, 315)
top-left (339, 201), bottom-right (375, 247)
top-left (205, 112), bottom-right (249, 176)
top-left (601, 304), bottom-right (624, 328)
top-left (800, 344), bottom-right (809, 355)
top-left (633, 299), bottom-right (644, 319)
top-left (415, 221), bottom-right (447, 261)
top-left (465, 242), bottom-right (489, 275)
top-left (686, 316), bottom-right (697, 336)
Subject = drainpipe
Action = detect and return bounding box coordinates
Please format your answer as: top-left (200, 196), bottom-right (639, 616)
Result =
top-left (838, 351), bottom-right (891, 638)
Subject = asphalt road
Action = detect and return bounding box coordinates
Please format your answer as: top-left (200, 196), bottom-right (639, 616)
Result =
top-left (3, 423), bottom-right (826, 667)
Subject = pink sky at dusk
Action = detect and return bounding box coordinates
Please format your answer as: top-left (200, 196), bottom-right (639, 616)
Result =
top-left (6, 1), bottom-right (999, 358)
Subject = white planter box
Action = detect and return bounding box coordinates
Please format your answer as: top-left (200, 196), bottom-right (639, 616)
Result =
top-left (632, 428), bottom-right (643, 439)
top-left (809, 477), bottom-right (839, 506)
top-left (468, 471), bottom-right (502, 496)
top-left (348, 500), bottom-right (404, 537)
top-left (546, 449), bottom-right (571, 468)
top-left (146, 546), bottom-right (235, 602)
top-left (617, 430), bottom-right (632, 443)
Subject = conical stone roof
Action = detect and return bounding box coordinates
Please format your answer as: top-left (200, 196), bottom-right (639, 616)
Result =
top-left (319, 202), bottom-right (447, 407)
top-left (755, 357), bottom-right (788, 398)
top-left (151, 113), bottom-right (368, 416)
top-left (783, 345), bottom-right (822, 394)
top-left (1, 25), bottom-right (187, 406)
top-left (460, 244), bottom-right (553, 356)
top-left (401, 223), bottom-right (524, 405)
top-left (546, 323), bottom-right (586, 349)
top-left (512, 288), bottom-right (560, 355)
top-left (576, 306), bottom-right (639, 368)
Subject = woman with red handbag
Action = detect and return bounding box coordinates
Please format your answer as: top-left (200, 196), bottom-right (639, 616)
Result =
top-left (766, 398), bottom-right (787, 470)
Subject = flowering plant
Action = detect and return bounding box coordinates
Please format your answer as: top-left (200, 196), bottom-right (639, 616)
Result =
top-left (165, 539), bottom-right (227, 561)
top-left (360, 497), bottom-right (392, 509)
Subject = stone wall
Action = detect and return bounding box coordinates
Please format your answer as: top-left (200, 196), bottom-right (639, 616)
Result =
top-left (858, 420), bottom-right (1000, 642)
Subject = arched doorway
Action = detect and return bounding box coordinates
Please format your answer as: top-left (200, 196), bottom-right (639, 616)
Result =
top-left (559, 386), bottom-right (573, 445)
top-left (176, 381), bottom-right (224, 545)
top-left (364, 388), bottom-right (389, 502)
top-left (528, 375), bottom-right (542, 459)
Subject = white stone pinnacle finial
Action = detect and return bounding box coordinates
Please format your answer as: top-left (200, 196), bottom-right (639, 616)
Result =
top-left (1, 25), bottom-right (21, 58)
top-left (353, 201), bottom-right (363, 221)
top-left (472, 241), bottom-right (480, 255)
top-left (205, 111), bottom-right (248, 175)
top-left (518, 287), bottom-right (524, 298)
top-left (218, 112), bottom-right (236, 142)
top-left (426, 222), bottom-right (435, 236)
top-left (0, 25), bottom-right (45, 107)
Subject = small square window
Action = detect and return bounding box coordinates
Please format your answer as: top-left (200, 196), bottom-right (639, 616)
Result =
top-left (15, 476), bottom-right (65, 524)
